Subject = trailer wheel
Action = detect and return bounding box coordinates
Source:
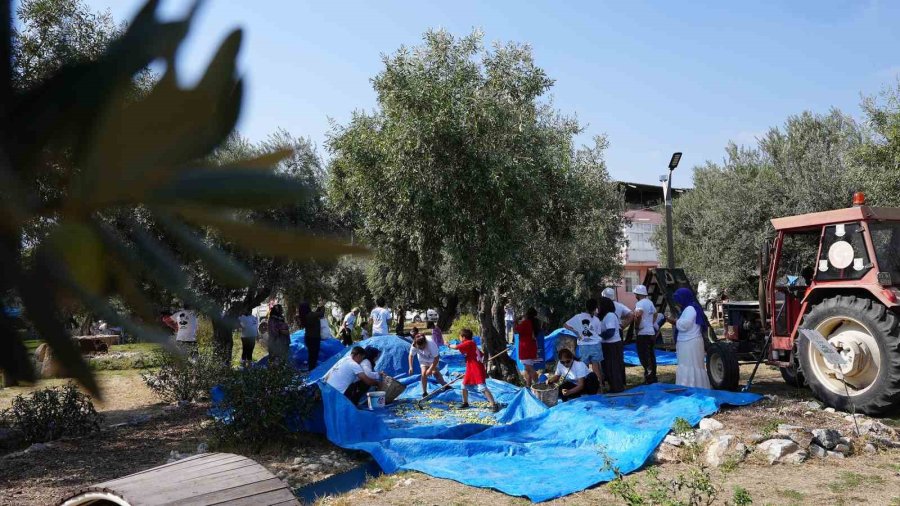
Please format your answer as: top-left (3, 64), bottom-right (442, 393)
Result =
top-left (706, 341), bottom-right (740, 391)
top-left (799, 295), bottom-right (900, 416)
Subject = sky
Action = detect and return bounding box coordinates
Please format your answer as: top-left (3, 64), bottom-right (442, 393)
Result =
top-left (79, 0), bottom-right (900, 186)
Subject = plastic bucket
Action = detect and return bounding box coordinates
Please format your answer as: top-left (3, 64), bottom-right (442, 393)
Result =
top-left (366, 391), bottom-right (386, 410)
top-left (530, 382), bottom-right (559, 407)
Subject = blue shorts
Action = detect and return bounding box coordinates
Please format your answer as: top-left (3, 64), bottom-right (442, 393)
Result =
top-left (464, 383), bottom-right (487, 393)
top-left (578, 344), bottom-right (604, 364)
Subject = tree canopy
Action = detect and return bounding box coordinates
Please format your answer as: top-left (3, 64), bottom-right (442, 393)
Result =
top-left (327, 30), bottom-right (624, 379)
top-left (660, 100), bottom-right (900, 299)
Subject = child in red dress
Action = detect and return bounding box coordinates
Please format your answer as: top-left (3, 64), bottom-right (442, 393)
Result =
top-left (450, 328), bottom-right (499, 412)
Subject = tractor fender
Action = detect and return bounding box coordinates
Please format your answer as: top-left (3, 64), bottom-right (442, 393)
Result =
top-left (802, 284), bottom-right (898, 310)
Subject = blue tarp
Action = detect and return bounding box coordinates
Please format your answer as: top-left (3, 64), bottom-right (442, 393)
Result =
top-left (320, 378), bottom-right (761, 502)
top-left (541, 327), bottom-right (678, 366)
top-left (224, 334), bottom-right (758, 502)
top-left (287, 329), bottom-right (346, 370)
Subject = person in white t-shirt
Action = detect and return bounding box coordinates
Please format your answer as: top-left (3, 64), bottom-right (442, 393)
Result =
top-left (331, 305), bottom-right (344, 326)
top-left (408, 334), bottom-right (448, 397)
top-left (563, 298), bottom-right (604, 382)
top-left (598, 296), bottom-right (626, 393)
top-left (325, 346), bottom-right (382, 405)
top-left (504, 302), bottom-right (515, 343)
top-left (173, 305), bottom-right (198, 359)
top-left (547, 348), bottom-right (599, 401)
top-left (601, 287), bottom-right (634, 329)
top-left (369, 298), bottom-right (392, 336)
top-left (339, 308), bottom-right (359, 346)
top-left (631, 285), bottom-right (658, 384)
top-left (237, 310), bottom-right (259, 366)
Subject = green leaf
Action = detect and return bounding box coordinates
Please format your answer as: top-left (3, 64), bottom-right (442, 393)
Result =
top-left (17, 261), bottom-right (100, 397)
top-left (9, 0), bottom-right (194, 172)
top-left (175, 208), bottom-right (368, 260)
top-left (147, 169), bottom-right (311, 208)
top-left (154, 211), bottom-right (254, 287)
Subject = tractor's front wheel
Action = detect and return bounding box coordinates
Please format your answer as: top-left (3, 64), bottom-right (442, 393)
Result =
top-left (798, 295), bottom-right (900, 416)
top-left (706, 341), bottom-right (740, 391)
top-left (779, 353), bottom-right (806, 387)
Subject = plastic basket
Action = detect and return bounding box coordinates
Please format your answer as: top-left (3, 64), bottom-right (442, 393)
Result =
top-left (379, 375), bottom-right (406, 404)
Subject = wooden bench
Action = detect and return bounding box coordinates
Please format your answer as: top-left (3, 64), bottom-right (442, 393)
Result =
top-left (58, 452), bottom-right (298, 505)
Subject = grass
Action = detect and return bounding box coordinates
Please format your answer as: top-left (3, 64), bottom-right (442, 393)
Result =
top-left (110, 342), bottom-right (161, 353)
top-left (758, 418), bottom-right (785, 438)
top-left (827, 471), bottom-right (885, 494)
top-left (779, 488), bottom-right (806, 505)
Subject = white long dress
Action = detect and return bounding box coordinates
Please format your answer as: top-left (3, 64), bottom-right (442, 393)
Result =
top-left (675, 307), bottom-right (711, 389)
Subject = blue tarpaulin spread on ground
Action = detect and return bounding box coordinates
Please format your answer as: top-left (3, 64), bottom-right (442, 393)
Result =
top-left (539, 327), bottom-right (678, 366)
top-left (286, 329), bottom-right (346, 369)
top-left (313, 335), bottom-right (760, 502)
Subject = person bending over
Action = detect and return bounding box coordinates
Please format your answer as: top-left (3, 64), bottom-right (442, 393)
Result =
top-left (326, 346), bottom-right (383, 405)
top-left (409, 334), bottom-right (448, 397)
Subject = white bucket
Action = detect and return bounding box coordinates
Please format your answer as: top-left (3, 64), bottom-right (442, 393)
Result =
top-left (366, 391), bottom-right (386, 410)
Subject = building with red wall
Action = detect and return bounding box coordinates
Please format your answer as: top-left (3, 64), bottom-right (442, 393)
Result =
top-left (609, 182), bottom-right (687, 308)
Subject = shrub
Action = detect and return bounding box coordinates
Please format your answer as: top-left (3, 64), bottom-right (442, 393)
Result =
top-left (449, 313), bottom-right (479, 340)
top-left (208, 362), bottom-right (317, 451)
top-left (141, 350), bottom-right (228, 403)
top-left (3, 383), bottom-right (102, 444)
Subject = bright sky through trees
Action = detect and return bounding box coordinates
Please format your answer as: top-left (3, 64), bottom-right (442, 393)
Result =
top-left (82, 0), bottom-right (900, 185)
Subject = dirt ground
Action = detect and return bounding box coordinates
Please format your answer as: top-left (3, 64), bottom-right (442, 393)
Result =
top-left (1, 362), bottom-right (898, 505)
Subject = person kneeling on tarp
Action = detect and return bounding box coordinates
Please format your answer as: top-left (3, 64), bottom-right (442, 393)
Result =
top-left (548, 348), bottom-right (599, 401)
top-left (326, 346), bottom-right (383, 406)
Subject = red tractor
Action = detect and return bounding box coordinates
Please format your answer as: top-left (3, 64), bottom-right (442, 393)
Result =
top-left (707, 193), bottom-right (900, 415)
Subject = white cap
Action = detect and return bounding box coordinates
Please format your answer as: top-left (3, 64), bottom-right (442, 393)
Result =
top-left (601, 287), bottom-right (616, 299)
top-left (633, 284), bottom-right (648, 296)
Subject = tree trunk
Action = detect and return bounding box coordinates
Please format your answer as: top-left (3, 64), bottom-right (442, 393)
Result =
top-left (437, 295), bottom-right (459, 331)
top-left (394, 306), bottom-right (406, 335)
top-left (213, 288), bottom-right (271, 365)
top-left (478, 289), bottom-right (519, 384)
top-left (78, 314), bottom-right (94, 336)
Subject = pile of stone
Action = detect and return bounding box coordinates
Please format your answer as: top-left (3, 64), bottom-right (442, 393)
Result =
top-left (652, 408), bottom-right (900, 469)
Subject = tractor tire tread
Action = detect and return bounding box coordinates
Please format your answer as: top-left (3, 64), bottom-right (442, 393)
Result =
top-left (799, 295), bottom-right (900, 416)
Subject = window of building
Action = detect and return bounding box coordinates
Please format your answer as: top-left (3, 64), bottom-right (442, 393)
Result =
top-left (625, 222), bottom-right (659, 263)
top-left (623, 270), bottom-right (640, 292)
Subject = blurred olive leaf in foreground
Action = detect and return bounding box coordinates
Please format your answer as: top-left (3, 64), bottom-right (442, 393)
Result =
top-left (0, 0), bottom-right (365, 395)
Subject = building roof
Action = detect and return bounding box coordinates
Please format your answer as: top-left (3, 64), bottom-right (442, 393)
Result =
top-left (618, 181), bottom-right (689, 210)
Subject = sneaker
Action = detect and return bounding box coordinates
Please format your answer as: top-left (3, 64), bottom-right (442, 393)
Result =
top-left (421, 392), bottom-right (429, 399)
top-left (491, 404), bottom-right (500, 413)
top-left (458, 402), bottom-right (469, 409)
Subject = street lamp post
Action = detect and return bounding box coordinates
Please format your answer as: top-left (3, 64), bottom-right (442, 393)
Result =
top-left (663, 152), bottom-right (682, 269)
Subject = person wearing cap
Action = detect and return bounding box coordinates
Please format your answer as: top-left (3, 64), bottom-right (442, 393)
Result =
top-left (631, 284), bottom-right (658, 384)
top-left (601, 287), bottom-right (634, 329)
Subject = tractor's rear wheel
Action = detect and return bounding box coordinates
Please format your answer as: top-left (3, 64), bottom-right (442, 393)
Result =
top-left (706, 341), bottom-right (740, 391)
top-left (798, 295), bottom-right (900, 416)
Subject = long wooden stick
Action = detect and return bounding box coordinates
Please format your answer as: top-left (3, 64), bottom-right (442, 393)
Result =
top-left (604, 387), bottom-right (687, 398)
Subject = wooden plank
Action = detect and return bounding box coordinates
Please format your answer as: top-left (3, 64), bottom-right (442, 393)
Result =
top-left (110, 463), bottom-right (268, 498)
top-left (102, 453), bottom-right (233, 483)
top-left (173, 479), bottom-right (296, 506)
top-left (106, 455), bottom-right (251, 487)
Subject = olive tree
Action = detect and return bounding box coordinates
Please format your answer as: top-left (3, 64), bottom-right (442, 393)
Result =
top-left (659, 110), bottom-right (863, 298)
top-left (328, 30), bottom-right (623, 380)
